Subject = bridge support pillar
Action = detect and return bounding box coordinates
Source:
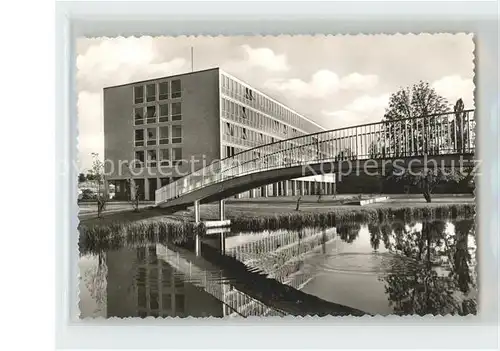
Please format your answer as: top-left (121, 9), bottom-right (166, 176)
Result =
top-left (220, 231), bottom-right (226, 254)
top-left (194, 200), bottom-right (200, 223)
top-left (218, 200), bottom-right (225, 220)
top-left (130, 179), bottom-right (136, 201)
top-left (284, 181), bottom-right (289, 196)
top-left (195, 234), bottom-right (201, 256)
top-left (144, 178), bottom-right (150, 201)
top-left (262, 185), bottom-right (268, 197)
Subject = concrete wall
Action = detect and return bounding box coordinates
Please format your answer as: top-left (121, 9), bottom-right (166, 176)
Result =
top-left (103, 85), bottom-right (134, 176)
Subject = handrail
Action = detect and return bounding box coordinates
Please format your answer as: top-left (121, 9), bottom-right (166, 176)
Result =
top-left (156, 110), bottom-right (475, 205)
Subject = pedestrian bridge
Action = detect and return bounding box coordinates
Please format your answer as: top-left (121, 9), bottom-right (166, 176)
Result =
top-left (155, 110), bottom-right (475, 210)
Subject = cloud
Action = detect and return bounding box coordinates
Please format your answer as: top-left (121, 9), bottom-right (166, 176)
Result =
top-left (264, 70), bottom-right (379, 99)
top-left (241, 44), bottom-right (290, 72)
top-left (339, 72), bottom-right (379, 90)
top-left (77, 91), bottom-right (104, 172)
top-left (432, 75), bottom-right (475, 108)
top-left (322, 93), bottom-right (391, 127)
top-left (76, 37), bottom-right (190, 169)
top-left (264, 70), bottom-right (341, 99)
top-left (76, 37), bottom-right (188, 92)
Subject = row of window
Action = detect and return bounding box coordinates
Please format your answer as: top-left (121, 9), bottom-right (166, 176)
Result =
top-left (223, 145), bottom-right (246, 158)
top-left (134, 148), bottom-right (183, 168)
top-left (134, 102), bottom-right (182, 125)
top-left (223, 122), bottom-right (278, 145)
top-left (137, 292), bottom-right (185, 314)
top-left (221, 74), bottom-right (317, 132)
top-left (134, 126), bottom-right (183, 147)
top-left (221, 98), bottom-right (301, 139)
top-left (134, 79), bottom-right (182, 104)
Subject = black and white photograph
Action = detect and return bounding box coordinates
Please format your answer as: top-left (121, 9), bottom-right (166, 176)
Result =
top-left (77, 34), bottom-right (477, 319)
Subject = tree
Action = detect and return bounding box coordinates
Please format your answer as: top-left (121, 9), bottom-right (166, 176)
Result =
top-left (382, 81), bottom-right (450, 157)
top-left (381, 82), bottom-right (473, 200)
top-left (88, 152), bottom-right (107, 218)
top-left (336, 147), bottom-right (355, 161)
top-left (124, 162), bottom-right (141, 212)
top-left (388, 167), bottom-right (466, 203)
top-left (78, 173), bottom-right (86, 183)
top-left (384, 81), bottom-right (450, 121)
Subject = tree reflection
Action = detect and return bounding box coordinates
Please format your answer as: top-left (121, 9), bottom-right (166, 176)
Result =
top-left (336, 222), bottom-right (361, 244)
top-left (83, 251), bottom-right (108, 309)
top-left (368, 219), bottom-right (477, 315)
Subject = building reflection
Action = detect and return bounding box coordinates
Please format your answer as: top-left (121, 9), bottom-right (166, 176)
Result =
top-left (225, 226), bottom-right (340, 290)
top-left (105, 245), bottom-right (224, 318)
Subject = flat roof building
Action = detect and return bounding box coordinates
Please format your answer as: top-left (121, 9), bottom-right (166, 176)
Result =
top-left (103, 67), bottom-right (335, 201)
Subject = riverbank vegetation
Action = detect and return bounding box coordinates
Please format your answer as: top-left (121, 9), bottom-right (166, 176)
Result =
top-left (79, 203), bottom-right (474, 255)
top-left (230, 203), bottom-right (475, 232)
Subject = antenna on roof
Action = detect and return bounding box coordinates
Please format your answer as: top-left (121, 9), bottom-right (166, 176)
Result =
top-left (191, 46), bottom-right (194, 72)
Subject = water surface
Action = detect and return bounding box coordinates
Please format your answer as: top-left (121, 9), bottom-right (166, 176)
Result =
top-left (79, 218), bottom-right (477, 318)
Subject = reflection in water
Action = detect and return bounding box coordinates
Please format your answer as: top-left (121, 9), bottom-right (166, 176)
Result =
top-left (374, 219), bottom-right (477, 316)
top-left (79, 217), bottom-right (477, 318)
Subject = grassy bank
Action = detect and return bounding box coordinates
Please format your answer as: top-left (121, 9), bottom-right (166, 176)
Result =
top-left (79, 220), bottom-right (205, 256)
top-left (230, 203), bottom-right (475, 232)
top-left (79, 203), bottom-right (475, 255)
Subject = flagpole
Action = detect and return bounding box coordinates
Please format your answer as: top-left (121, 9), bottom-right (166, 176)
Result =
top-left (191, 46), bottom-right (194, 72)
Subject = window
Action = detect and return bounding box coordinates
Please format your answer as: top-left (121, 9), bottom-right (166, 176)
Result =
top-left (146, 105), bottom-right (157, 124)
top-left (147, 128), bottom-right (157, 146)
top-left (273, 120), bottom-right (279, 132)
top-left (245, 87), bottom-right (253, 100)
top-left (283, 125), bottom-right (288, 135)
top-left (242, 128), bottom-right (247, 140)
top-left (138, 286), bottom-right (147, 308)
top-left (175, 294), bottom-right (185, 313)
top-left (146, 83), bottom-right (156, 102)
top-left (134, 107), bottom-right (144, 125)
top-left (150, 291), bottom-right (159, 310)
top-left (225, 146), bottom-right (235, 158)
top-left (225, 122), bottom-right (234, 136)
top-left (171, 80), bottom-right (181, 98)
top-left (147, 150), bottom-right (157, 167)
top-left (172, 125), bottom-right (182, 143)
top-left (159, 82), bottom-right (169, 100)
top-left (136, 247), bottom-right (146, 261)
top-left (159, 126), bottom-right (169, 145)
top-left (134, 129), bottom-right (144, 147)
top-left (134, 151), bottom-right (144, 168)
top-left (159, 104), bottom-right (169, 122)
top-left (241, 106), bottom-right (247, 119)
top-left (171, 102), bottom-right (182, 121)
top-left (172, 148), bottom-right (182, 165)
top-left (162, 294), bottom-right (171, 311)
top-left (134, 86), bottom-right (144, 104)
top-left (160, 149), bottom-right (170, 167)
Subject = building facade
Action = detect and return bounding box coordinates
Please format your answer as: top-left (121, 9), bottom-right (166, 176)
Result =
top-left (103, 68), bottom-right (336, 201)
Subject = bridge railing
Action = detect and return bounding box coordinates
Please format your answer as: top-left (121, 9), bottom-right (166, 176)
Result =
top-left (156, 110), bottom-right (475, 205)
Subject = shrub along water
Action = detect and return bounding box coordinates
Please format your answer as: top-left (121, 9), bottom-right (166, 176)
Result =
top-left (79, 220), bottom-right (206, 256)
top-left (79, 203), bottom-right (474, 255)
top-left (230, 204), bottom-right (475, 232)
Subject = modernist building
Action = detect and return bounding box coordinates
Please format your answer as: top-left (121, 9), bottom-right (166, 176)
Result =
top-left (103, 68), bottom-right (336, 201)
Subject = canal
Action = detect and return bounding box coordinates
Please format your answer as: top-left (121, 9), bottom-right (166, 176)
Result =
top-left (79, 217), bottom-right (477, 318)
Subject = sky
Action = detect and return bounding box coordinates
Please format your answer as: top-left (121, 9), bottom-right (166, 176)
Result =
top-left (77, 34), bottom-right (475, 171)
